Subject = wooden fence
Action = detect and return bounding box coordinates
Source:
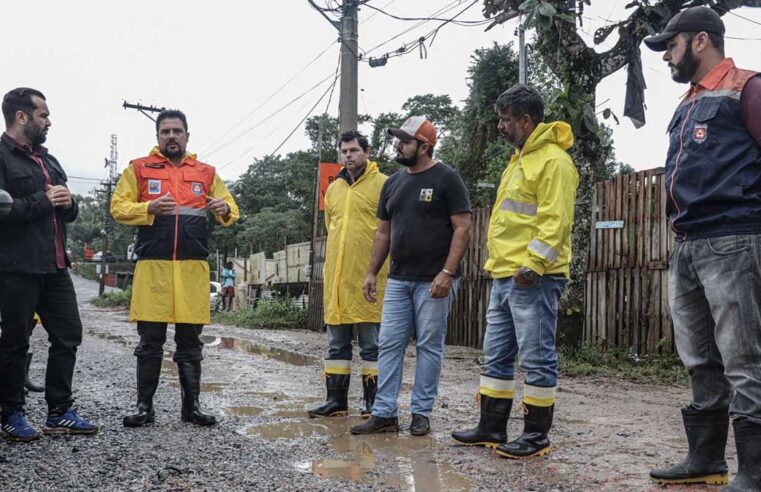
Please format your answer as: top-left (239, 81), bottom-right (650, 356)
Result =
top-left (584, 168), bottom-right (676, 354)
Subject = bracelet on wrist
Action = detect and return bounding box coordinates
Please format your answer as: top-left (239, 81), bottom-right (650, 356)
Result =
top-left (442, 268), bottom-right (455, 277)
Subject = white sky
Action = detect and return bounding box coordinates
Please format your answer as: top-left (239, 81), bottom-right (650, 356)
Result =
top-left (2, 1), bottom-right (760, 195)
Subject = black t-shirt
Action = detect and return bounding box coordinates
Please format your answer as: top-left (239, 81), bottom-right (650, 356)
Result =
top-left (377, 162), bottom-right (471, 281)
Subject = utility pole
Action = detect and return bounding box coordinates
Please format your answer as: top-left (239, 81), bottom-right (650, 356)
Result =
top-left (338, 0), bottom-right (359, 134)
top-left (309, 0), bottom-right (360, 134)
top-left (99, 135), bottom-right (118, 296)
top-left (123, 101), bottom-right (165, 122)
top-left (308, 120), bottom-right (324, 285)
top-left (518, 23), bottom-right (527, 85)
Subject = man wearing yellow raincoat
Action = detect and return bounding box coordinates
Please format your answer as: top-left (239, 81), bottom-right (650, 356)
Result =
top-left (111, 109), bottom-right (238, 428)
top-left (452, 85), bottom-right (578, 459)
top-left (308, 130), bottom-right (388, 419)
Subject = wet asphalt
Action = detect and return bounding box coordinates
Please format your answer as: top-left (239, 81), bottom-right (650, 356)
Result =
top-left (0, 274), bottom-right (726, 491)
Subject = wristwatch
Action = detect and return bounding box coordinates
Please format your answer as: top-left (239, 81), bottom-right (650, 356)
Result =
top-left (517, 266), bottom-right (539, 284)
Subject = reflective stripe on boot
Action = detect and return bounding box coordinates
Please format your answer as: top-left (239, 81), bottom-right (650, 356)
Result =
top-left (649, 407), bottom-right (729, 485)
top-left (308, 361), bottom-right (351, 418)
top-left (452, 376), bottom-right (514, 448)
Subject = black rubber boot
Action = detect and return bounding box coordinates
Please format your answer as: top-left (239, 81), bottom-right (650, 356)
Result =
top-left (177, 361), bottom-right (217, 426)
top-left (361, 374), bottom-right (377, 419)
top-left (123, 357), bottom-right (162, 427)
top-left (496, 403), bottom-right (554, 459)
top-left (308, 374), bottom-right (350, 418)
top-left (649, 406), bottom-right (729, 486)
top-left (350, 415), bottom-right (399, 435)
top-left (724, 418), bottom-right (761, 492)
top-left (452, 395), bottom-right (513, 449)
top-left (24, 353), bottom-right (44, 393)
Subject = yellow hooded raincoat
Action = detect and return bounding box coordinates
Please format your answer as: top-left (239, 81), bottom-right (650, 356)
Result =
top-left (484, 122), bottom-right (579, 278)
top-left (323, 161), bottom-right (389, 325)
top-left (111, 148), bottom-right (239, 325)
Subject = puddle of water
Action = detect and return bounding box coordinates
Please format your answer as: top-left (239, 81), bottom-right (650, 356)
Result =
top-left (223, 406), bottom-right (263, 417)
top-left (200, 336), bottom-right (318, 366)
top-left (87, 331), bottom-right (130, 346)
top-left (167, 381), bottom-right (226, 393)
top-left (246, 419), bottom-right (472, 490)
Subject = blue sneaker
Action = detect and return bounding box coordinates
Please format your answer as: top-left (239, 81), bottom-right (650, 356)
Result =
top-left (1, 410), bottom-right (42, 442)
top-left (42, 408), bottom-right (99, 435)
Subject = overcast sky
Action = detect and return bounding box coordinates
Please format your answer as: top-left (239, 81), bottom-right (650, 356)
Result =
top-left (2, 1), bottom-right (760, 195)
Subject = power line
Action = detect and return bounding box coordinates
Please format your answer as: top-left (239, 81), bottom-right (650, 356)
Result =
top-left (729, 10), bottom-right (761, 27)
top-left (200, 41), bottom-right (338, 156)
top-left (362, 0), bottom-right (489, 25)
top-left (203, 71), bottom-right (339, 159)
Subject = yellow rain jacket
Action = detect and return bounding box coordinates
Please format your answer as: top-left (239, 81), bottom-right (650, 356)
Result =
top-left (484, 122), bottom-right (579, 279)
top-left (111, 148), bottom-right (239, 325)
top-left (323, 161), bottom-right (389, 325)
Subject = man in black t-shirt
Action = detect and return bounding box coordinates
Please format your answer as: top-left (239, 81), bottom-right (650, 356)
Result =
top-left (350, 116), bottom-right (472, 437)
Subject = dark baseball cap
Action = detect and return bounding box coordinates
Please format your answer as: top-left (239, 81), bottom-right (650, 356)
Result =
top-left (644, 6), bottom-right (725, 52)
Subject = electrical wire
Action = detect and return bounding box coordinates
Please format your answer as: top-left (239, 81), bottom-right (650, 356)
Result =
top-left (362, 1), bottom-right (490, 25)
top-left (203, 70), bottom-right (339, 159)
top-left (200, 41), bottom-right (338, 156)
top-left (729, 10), bottom-right (761, 27)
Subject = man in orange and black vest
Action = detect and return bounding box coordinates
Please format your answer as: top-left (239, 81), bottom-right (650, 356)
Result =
top-left (644, 7), bottom-right (761, 490)
top-left (111, 109), bottom-right (238, 428)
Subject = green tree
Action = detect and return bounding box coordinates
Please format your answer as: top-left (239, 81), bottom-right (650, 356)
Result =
top-left (401, 94), bottom-right (460, 137)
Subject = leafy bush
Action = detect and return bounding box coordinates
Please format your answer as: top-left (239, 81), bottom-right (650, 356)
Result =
top-left (213, 297), bottom-right (306, 330)
top-left (92, 286), bottom-right (132, 308)
top-left (558, 343), bottom-right (688, 385)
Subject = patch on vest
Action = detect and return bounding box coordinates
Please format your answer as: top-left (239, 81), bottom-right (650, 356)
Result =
top-left (419, 188), bottom-right (433, 202)
top-left (148, 179), bottom-right (161, 195)
top-left (693, 124), bottom-right (708, 144)
top-left (192, 182), bottom-right (203, 196)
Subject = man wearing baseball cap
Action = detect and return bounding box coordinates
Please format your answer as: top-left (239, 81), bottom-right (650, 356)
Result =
top-left (644, 6), bottom-right (761, 490)
top-left (350, 116), bottom-right (472, 436)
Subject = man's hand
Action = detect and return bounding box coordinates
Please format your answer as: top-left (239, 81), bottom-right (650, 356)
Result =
top-left (147, 193), bottom-right (177, 215)
top-left (363, 273), bottom-right (378, 303)
top-left (45, 184), bottom-right (72, 209)
top-left (207, 197), bottom-right (230, 217)
top-left (514, 267), bottom-right (539, 288)
top-left (429, 271), bottom-right (453, 298)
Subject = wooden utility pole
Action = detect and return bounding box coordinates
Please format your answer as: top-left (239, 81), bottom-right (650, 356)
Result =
top-left (338, 0), bottom-right (359, 134)
top-left (99, 135), bottom-right (118, 296)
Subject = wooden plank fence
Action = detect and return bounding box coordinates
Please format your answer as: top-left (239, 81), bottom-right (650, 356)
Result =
top-left (584, 168), bottom-right (676, 354)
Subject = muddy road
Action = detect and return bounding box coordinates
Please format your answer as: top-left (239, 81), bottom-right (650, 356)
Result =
top-left (0, 275), bottom-right (735, 491)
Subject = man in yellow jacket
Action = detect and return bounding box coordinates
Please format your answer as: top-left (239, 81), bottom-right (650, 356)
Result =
top-left (308, 130), bottom-right (389, 419)
top-left (452, 85), bottom-right (578, 458)
top-left (111, 109), bottom-right (239, 428)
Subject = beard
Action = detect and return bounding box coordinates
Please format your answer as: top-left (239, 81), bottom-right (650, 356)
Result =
top-left (395, 141), bottom-right (420, 167)
top-left (24, 121), bottom-right (47, 147)
top-left (162, 142), bottom-right (184, 158)
top-left (502, 128), bottom-right (525, 149)
top-left (671, 44), bottom-right (699, 83)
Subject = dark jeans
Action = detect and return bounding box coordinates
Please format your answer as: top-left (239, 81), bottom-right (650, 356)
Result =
top-left (134, 321), bottom-right (204, 363)
top-left (326, 323), bottom-right (379, 361)
top-left (669, 234), bottom-right (761, 425)
top-left (0, 270), bottom-right (82, 416)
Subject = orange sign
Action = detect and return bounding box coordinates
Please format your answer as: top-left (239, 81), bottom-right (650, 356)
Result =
top-left (319, 163), bottom-right (342, 211)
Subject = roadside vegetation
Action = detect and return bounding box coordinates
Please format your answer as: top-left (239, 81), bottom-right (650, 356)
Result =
top-left (212, 297), bottom-right (307, 330)
top-left (558, 343), bottom-right (688, 385)
top-left (91, 286), bottom-right (132, 308)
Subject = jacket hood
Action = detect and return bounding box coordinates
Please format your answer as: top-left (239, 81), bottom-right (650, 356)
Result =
top-left (337, 160), bottom-right (379, 183)
top-left (520, 121), bottom-right (574, 155)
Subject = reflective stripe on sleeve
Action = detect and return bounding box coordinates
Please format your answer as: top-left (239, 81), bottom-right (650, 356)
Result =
top-left (500, 199), bottom-right (538, 216)
top-left (528, 238), bottom-right (560, 263)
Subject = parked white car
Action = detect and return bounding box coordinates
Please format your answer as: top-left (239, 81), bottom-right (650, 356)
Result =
top-left (210, 281), bottom-right (222, 312)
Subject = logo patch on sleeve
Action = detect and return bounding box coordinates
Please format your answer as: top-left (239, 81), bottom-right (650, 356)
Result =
top-left (192, 182), bottom-right (203, 196)
top-left (693, 124), bottom-right (708, 144)
top-left (148, 179), bottom-right (161, 195)
top-left (419, 188), bottom-right (433, 202)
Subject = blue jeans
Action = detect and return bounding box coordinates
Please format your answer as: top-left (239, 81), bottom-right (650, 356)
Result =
top-left (372, 277), bottom-right (459, 418)
top-left (482, 276), bottom-right (567, 388)
top-left (669, 234), bottom-right (761, 425)
top-left (326, 323), bottom-right (379, 361)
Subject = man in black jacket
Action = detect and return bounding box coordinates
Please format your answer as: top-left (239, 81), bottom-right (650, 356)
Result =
top-left (0, 87), bottom-right (97, 441)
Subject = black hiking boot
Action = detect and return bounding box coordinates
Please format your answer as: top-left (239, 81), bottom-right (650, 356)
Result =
top-left (350, 415), bottom-right (399, 435)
